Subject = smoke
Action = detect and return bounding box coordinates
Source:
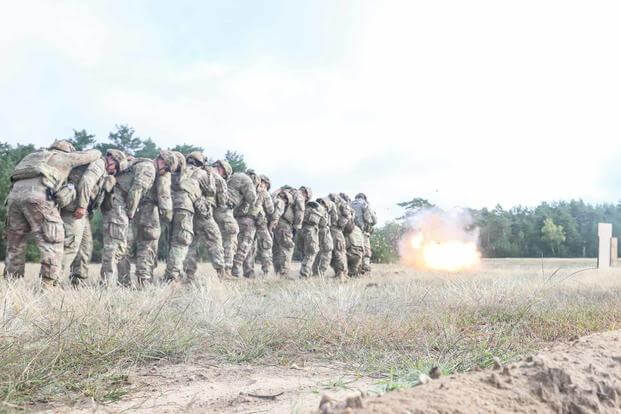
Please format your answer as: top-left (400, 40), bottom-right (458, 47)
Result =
top-left (399, 207), bottom-right (481, 271)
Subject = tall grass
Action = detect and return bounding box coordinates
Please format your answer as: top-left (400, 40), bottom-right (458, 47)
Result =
top-left (1, 259), bottom-right (620, 408)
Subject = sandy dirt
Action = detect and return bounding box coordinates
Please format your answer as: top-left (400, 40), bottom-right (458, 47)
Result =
top-left (318, 329), bottom-right (621, 413)
top-left (48, 357), bottom-right (374, 414)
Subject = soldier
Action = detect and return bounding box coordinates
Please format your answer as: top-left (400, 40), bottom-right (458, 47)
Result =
top-left (164, 151), bottom-right (225, 282)
top-left (133, 151), bottom-right (173, 285)
top-left (229, 168), bottom-right (258, 277)
top-left (251, 174), bottom-right (276, 276)
top-left (299, 196), bottom-right (323, 277)
top-left (209, 160), bottom-right (239, 275)
top-left (4, 140), bottom-right (100, 285)
top-left (351, 193), bottom-right (377, 274)
top-left (273, 186), bottom-right (309, 276)
top-left (344, 220), bottom-right (366, 277)
top-left (60, 149), bottom-right (127, 286)
top-left (328, 193), bottom-right (352, 280)
top-left (183, 157), bottom-right (229, 279)
top-left (100, 150), bottom-right (176, 286)
top-left (312, 197), bottom-right (335, 277)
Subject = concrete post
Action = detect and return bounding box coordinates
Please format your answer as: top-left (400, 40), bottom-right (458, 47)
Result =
top-left (598, 223), bottom-right (612, 269)
top-left (611, 237), bottom-right (618, 266)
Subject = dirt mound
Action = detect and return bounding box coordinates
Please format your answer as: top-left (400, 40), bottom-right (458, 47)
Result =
top-left (318, 330), bottom-right (621, 413)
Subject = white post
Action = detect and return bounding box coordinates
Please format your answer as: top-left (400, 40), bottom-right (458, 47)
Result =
top-left (598, 223), bottom-right (612, 269)
top-left (612, 237), bottom-right (618, 267)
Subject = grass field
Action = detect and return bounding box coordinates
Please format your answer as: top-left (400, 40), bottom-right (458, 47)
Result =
top-left (1, 258), bottom-right (619, 410)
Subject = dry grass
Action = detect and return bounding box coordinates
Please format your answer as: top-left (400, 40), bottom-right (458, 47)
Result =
top-left (2, 258), bottom-right (620, 409)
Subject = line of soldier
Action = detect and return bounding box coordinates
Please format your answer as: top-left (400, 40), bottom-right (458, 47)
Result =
top-left (3, 140), bottom-right (377, 287)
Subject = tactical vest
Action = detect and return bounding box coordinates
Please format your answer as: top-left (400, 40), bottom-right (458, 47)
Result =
top-left (280, 188), bottom-right (297, 224)
top-left (351, 199), bottom-right (367, 230)
top-left (11, 150), bottom-right (65, 191)
top-left (303, 201), bottom-right (323, 226)
top-left (348, 225), bottom-right (365, 248)
top-left (226, 173), bottom-right (247, 208)
top-left (171, 167), bottom-right (202, 212)
top-left (114, 159), bottom-right (154, 196)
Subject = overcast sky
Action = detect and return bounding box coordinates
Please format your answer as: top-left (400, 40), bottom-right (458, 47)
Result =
top-left (1, 0), bottom-right (620, 222)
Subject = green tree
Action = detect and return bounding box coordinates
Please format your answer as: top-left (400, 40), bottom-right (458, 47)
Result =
top-left (95, 124), bottom-right (143, 155)
top-left (135, 138), bottom-right (160, 159)
top-left (68, 129), bottom-right (96, 151)
top-left (397, 198), bottom-right (435, 221)
top-left (541, 218), bottom-right (566, 256)
top-left (171, 144), bottom-right (204, 155)
top-left (224, 150), bottom-right (247, 173)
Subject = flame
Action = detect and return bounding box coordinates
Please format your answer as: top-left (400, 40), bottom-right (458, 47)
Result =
top-left (402, 231), bottom-right (481, 272)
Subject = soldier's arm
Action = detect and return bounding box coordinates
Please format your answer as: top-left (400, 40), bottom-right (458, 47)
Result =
top-left (76, 159), bottom-right (106, 210)
top-left (215, 177), bottom-right (228, 209)
top-left (66, 149), bottom-right (102, 169)
top-left (127, 165), bottom-right (156, 218)
top-left (197, 170), bottom-right (216, 198)
top-left (263, 191), bottom-right (275, 217)
top-left (293, 193), bottom-right (305, 229)
top-left (242, 178), bottom-right (257, 213)
top-left (157, 172), bottom-right (172, 222)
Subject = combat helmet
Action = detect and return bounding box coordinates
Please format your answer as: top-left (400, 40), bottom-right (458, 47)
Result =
top-left (246, 169), bottom-right (260, 186)
top-left (355, 193), bottom-right (367, 201)
top-left (157, 150), bottom-right (178, 173)
top-left (186, 151), bottom-right (204, 166)
top-left (171, 151), bottom-right (186, 172)
top-left (213, 159), bottom-right (233, 179)
top-left (299, 186), bottom-right (312, 201)
top-left (49, 140), bottom-right (76, 153)
top-left (339, 192), bottom-right (351, 203)
top-left (259, 174), bottom-right (271, 191)
top-left (105, 149), bottom-right (129, 173)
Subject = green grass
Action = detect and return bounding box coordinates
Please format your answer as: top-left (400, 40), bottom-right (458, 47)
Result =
top-left (2, 258), bottom-right (619, 409)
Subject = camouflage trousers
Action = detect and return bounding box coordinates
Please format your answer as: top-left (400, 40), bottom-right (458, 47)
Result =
top-left (101, 193), bottom-right (130, 285)
top-left (4, 179), bottom-right (64, 284)
top-left (183, 213), bottom-right (225, 279)
top-left (330, 227), bottom-right (348, 277)
top-left (347, 245), bottom-right (365, 277)
top-left (232, 216), bottom-right (256, 277)
top-left (61, 210), bottom-right (93, 285)
top-left (133, 202), bottom-right (162, 285)
top-left (273, 220), bottom-right (295, 275)
top-left (299, 224), bottom-right (319, 277)
top-left (164, 210), bottom-right (194, 282)
top-left (361, 232), bottom-right (372, 273)
top-left (312, 225), bottom-right (333, 277)
top-left (254, 222), bottom-right (273, 274)
top-left (214, 208), bottom-right (238, 272)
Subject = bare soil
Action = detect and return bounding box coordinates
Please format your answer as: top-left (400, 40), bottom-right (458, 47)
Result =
top-left (319, 329), bottom-right (621, 413)
top-left (44, 358), bottom-right (374, 413)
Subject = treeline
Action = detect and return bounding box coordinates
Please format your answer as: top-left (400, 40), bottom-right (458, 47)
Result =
top-left (0, 125), bottom-right (248, 262)
top-left (371, 198), bottom-right (621, 263)
top-left (2, 131), bottom-right (620, 264)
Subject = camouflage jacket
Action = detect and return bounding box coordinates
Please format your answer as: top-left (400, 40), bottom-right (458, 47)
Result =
top-left (171, 165), bottom-right (216, 215)
top-left (227, 172), bottom-right (257, 217)
top-left (11, 148), bottom-right (101, 193)
top-left (351, 198), bottom-right (377, 234)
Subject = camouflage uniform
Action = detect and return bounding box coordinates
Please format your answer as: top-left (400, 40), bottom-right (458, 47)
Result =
top-left (184, 164), bottom-right (228, 279)
top-left (328, 193), bottom-right (352, 279)
top-left (100, 156), bottom-right (164, 286)
top-left (251, 174), bottom-right (276, 276)
top-left (351, 193), bottom-right (377, 273)
top-left (299, 198), bottom-right (323, 277)
top-left (60, 156), bottom-right (110, 285)
top-left (164, 152), bottom-right (224, 282)
top-left (134, 164), bottom-right (172, 285)
top-left (230, 171), bottom-right (258, 277)
top-left (312, 197), bottom-right (335, 277)
top-left (273, 186), bottom-right (306, 275)
top-left (4, 141), bottom-right (100, 284)
top-left (345, 222), bottom-right (365, 277)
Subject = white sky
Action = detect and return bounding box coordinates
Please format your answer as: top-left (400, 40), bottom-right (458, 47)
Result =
top-left (1, 1), bottom-right (620, 222)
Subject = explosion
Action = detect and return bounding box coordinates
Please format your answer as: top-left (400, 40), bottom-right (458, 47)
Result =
top-left (399, 208), bottom-right (481, 272)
